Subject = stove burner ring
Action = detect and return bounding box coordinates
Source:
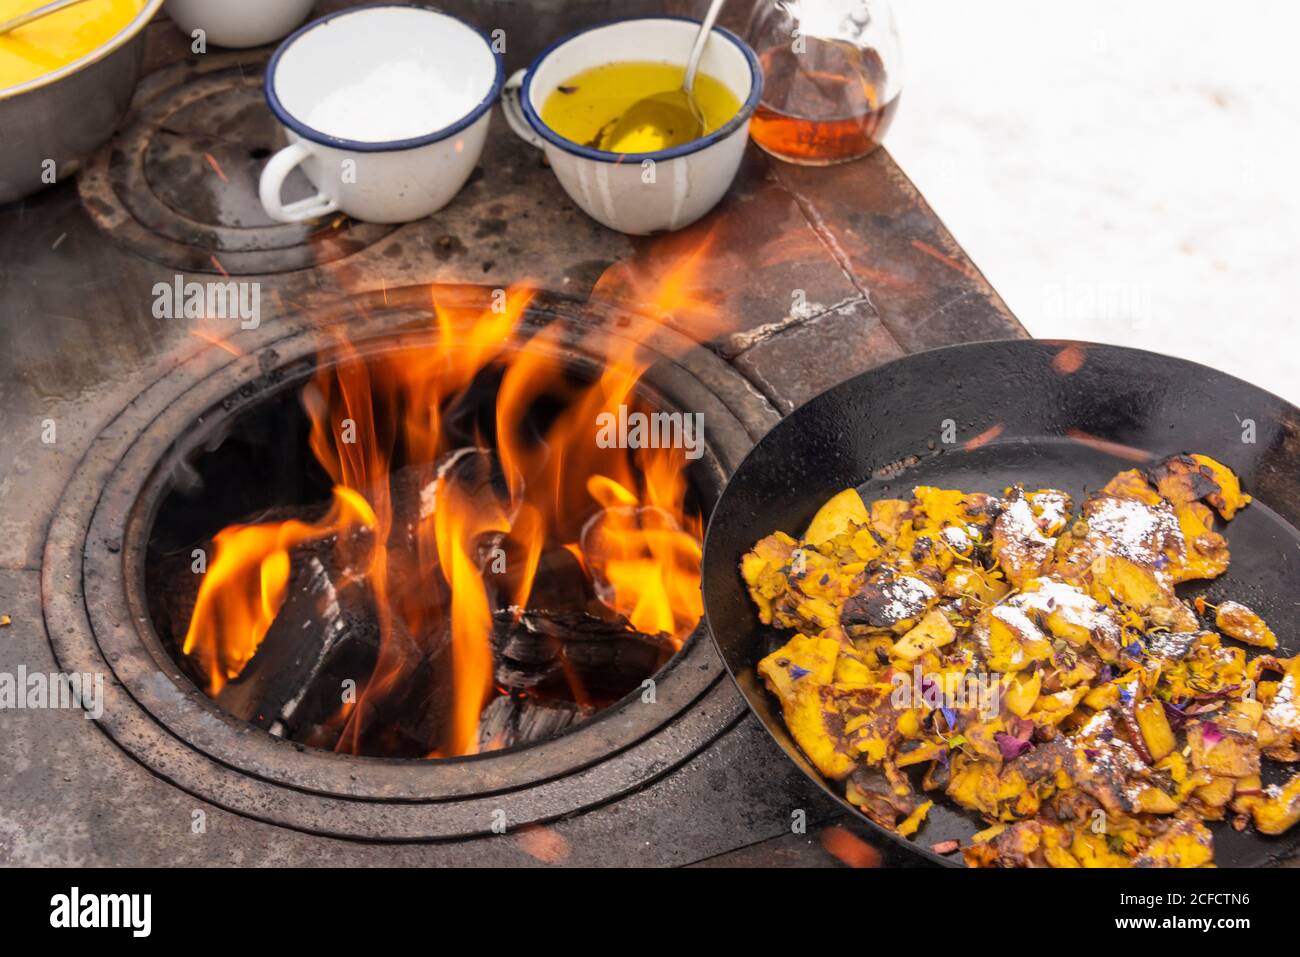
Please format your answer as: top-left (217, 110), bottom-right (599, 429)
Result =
top-left (41, 288), bottom-right (779, 839)
top-left (77, 50), bottom-right (394, 275)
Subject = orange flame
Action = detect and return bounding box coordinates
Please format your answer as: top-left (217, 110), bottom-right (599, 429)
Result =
top-left (585, 473), bottom-right (703, 645)
top-left (432, 473), bottom-right (510, 756)
top-left (182, 487), bottom-right (377, 694)
top-left (183, 245), bottom-right (719, 756)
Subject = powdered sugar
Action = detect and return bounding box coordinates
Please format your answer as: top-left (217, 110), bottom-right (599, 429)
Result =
top-left (1083, 495), bottom-right (1184, 566)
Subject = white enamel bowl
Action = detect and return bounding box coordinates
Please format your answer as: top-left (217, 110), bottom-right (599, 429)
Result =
top-left (501, 17), bottom-right (762, 235)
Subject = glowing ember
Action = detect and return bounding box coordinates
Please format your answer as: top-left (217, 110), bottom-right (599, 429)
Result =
top-left (180, 260), bottom-right (713, 757)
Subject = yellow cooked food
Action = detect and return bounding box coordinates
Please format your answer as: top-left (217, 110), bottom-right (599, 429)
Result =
top-left (742, 453), bottom-right (1299, 867)
top-left (0, 0), bottom-right (145, 91)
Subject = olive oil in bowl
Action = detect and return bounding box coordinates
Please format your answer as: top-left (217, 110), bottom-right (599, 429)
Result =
top-left (540, 61), bottom-right (741, 153)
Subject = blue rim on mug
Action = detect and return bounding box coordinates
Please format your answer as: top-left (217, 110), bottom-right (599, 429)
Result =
top-left (264, 3), bottom-right (505, 154)
top-left (518, 15), bottom-right (764, 163)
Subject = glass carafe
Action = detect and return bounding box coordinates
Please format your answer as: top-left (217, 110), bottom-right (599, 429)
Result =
top-left (745, 0), bottom-right (903, 165)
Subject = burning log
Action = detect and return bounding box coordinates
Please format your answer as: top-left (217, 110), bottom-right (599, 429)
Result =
top-left (383, 449), bottom-right (510, 601)
top-left (478, 605), bottom-right (671, 751)
top-left (492, 607), bottom-right (674, 702)
top-left (214, 553), bottom-right (378, 733)
top-left (477, 693), bottom-right (583, 751)
top-left (148, 502), bottom-right (375, 686)
top-left (341, 625), bottom-right (455, 758)
top-left (510, 545), bottom-right (593, 613)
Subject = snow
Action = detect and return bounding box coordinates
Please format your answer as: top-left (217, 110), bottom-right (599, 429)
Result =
top-left (887, 0), bottom-right (1300, 403)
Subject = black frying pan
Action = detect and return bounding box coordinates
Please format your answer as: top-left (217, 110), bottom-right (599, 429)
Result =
top-left (702, 339), bottom-right (1300, 867)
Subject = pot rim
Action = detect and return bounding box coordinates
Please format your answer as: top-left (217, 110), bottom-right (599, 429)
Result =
top-left (0, 0), bottom-right (164, 101)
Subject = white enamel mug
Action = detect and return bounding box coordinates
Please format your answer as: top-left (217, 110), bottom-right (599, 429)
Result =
top-left (260, 5), bottom-right (503, 225)
top-left (500, 17), bottom-right (762, 235)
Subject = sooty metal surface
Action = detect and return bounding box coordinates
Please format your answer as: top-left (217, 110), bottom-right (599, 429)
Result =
top-left (77, 48), bottom-right (396, 274)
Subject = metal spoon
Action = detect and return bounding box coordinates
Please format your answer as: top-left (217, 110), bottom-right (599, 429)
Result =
top-left (0, 0), bottom-right (96, 36)
top-left (598, 0), bottom-right (727, 153)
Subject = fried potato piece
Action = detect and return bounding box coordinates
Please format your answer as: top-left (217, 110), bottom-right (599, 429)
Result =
top-left (991, 486), bottom-right (1065, 586)
top-left (1150, 454), bottom-right (1224, 508)
top-left (943, 563), bottom-right (1010, 606)
top-left (1019, 821), bottom-right (1083, 869)
top-left (835, 683), bottom-right (909, 764)
top-left (1150, 453), bottom-right (1252, 520)
top-left (1187, 721), bottom-right (1260, 778)
top-left (894, 738), bottom-right (947, 768)
top-left (911, 487), bottom-right (1001, 540)
top-left (980, 604), bottom-right (1053, 673)
top-left (840, 570), bottom-right (939, 632)
top-left (1162, 632), bottom-right (1247, 701)
top-left (1103, 469), bottom-right (1164, 506)
top-left (1004, 672), bottom-right (1042, 718)
top-left (891, 609), bottom-right (956, 660)
top-left (896, 800), bottom-right (933, 837)
top-left (1089, 554), bottom-right (1171, 612)
top-left (1169, 502), bottom-right (1230, 583)
top-left (1146, 599), bottom-right (1201, 634)
top-left (1215, 600), bottom-right (1278, 650)
top-left (1071, 830), bottom-right (1134, 868)
top-left (967, 820), bottom-right (1044, 867)
top-left (1191, 454), bottom-right (1251, 519)
top-left (1134, 699), bottom-right (1177, 763)
top-left (1193, 774), bottom-right (1237, 810)
top-left (911, 486), bottom-right (975, 531)
top-left (1249, 772), bottom-right (1300, 835)
top-left (946, 754), bottom-right (1043, 822)
top-left (1030, 687), bottom-right (1090, 727)
top-left (740, 532), bottom-right (798, 624)
top-left (758, 634), bottom-right (856, 780)
top-left (869, 499), bottom-right (912, 543)
top-left (1133, 819), bottom-right (1214, 868)
top-left (741, 532), bottom-right (862, 632)
top-left (1064, 491), bottom-right (1185, 593)
top-left (1249, 655), bottom-right (1300, 760)
top-left (845, 766), bottom-right (918, 829)
top-left (1072, 711), bottom-right (1177, 816)
top-left (1217, 697), bottom-right (1264, 735)
top-left (803, 487), bottom-right (869, 547)
top-left (1018, 577), bottom-right (1124, 659)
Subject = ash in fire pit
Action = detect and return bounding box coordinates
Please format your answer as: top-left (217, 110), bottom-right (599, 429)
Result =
top-left (146, 292), bottom-right (704, 760)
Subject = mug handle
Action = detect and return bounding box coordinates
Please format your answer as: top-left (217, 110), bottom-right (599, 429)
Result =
top-left (501, 68), bottom-right (546, 149)
top-left (259, 141), bottom-right (340, 223)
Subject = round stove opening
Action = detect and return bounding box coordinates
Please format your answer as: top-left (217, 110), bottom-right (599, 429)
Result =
top-left (142, 302), bottom-right (711, 761)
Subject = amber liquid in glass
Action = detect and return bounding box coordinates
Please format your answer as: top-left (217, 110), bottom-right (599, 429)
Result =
top-left (750, 39), bottom-right (899, 165)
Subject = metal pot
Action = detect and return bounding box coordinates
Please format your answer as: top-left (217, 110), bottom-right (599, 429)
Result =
top-left (0, 0), bottom-right (164, 205)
